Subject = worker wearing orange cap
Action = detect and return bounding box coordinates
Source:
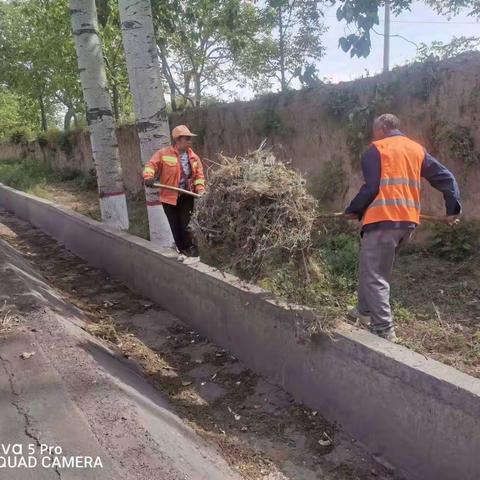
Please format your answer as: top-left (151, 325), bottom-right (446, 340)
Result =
top-left (143, 125), bottom-right (206, 257)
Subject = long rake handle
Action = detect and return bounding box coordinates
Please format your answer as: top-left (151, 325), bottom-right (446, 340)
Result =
top-left (153, 182), bottom-right (201, 198)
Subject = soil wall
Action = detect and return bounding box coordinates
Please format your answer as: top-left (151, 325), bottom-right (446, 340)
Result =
top-left (1, 53), bottom-right (480, 217)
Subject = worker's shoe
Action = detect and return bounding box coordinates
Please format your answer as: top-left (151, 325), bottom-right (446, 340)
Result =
top-left (177, 253), bottom-right (187, 263)
top-left (347, 307), bottom-right (371, 327)
top-left (376, 328), bottom-right (399, 343)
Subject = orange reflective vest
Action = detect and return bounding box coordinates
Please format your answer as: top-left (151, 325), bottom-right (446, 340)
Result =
top-left (143, 145), bottom-right (206, 206)
top-left (363, 135), bottom-right (424, 226)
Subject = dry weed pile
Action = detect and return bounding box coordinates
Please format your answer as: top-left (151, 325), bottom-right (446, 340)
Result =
top-left (192, 149), bottom-right (318, 279)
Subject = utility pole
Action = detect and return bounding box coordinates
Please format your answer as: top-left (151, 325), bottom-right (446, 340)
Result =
top-left (383, 0), bottom-right (391, 72)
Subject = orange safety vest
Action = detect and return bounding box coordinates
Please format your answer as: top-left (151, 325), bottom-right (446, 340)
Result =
top-left (363, 135), bottom-right (424, 226)
top-left (142, 145), bottom-right (206, 206)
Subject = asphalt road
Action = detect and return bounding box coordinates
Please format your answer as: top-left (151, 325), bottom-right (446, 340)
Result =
top-left (0, 237), bottom-right (242, 480)
top-left (0, 209), bottom-right (396, 480)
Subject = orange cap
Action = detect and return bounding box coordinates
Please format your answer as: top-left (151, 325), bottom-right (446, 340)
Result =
top-left (172, 125), bottom-right (197, 140)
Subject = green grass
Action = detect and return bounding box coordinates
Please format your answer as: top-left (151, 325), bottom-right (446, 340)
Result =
top-left (0, 158), bottom-right (150, 241)
top-left (318, 232), bottom-right (359, 290)
top-left (0, 158), bottom-right (97, 194)
top-left (0, 158), bottom-right (101, 223)
top-left (427, 220), bottom-right (480, 261)
top-left (254, 226), bottom-right (361, 334)
top-left (252, 222), bottom-right (479, 376)
top-left (0, 158), bottom-right (56, 191)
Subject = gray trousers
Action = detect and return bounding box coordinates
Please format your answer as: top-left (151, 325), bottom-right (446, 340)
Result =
top-left (357, 228), bottom-right (414, 332)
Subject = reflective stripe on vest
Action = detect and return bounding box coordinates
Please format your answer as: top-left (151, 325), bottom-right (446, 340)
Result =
top-left (370, 198), bottom-right (421, 209)
top-left (143, 166), bottom-right (155, 177)
top-left (379, 178), bottom-right (421, 188)
top-left (163, 155), bottom-right (177, 166)
top-left (363, 136), bottom-right (424, 225)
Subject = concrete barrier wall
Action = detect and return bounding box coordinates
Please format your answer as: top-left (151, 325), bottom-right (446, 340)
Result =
top-left (1, 183), bottom-right (479, 480)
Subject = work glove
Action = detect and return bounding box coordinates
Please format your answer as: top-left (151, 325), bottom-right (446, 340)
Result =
top-left (144, 178), bottom-right (155, 188)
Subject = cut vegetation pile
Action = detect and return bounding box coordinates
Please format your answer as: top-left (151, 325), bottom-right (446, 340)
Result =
top-left (192, 149), bottom-right (319, 280)
top-left (192, 149), bottom-right (342, 334)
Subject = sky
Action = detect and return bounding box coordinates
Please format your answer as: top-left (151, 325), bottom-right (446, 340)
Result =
top-left (321, 1), bottom-right (480, 83)
top-left (231, 1), bottom-right (480, 100)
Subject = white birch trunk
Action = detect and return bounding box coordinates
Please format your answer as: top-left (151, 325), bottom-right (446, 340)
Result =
top-left (118, 0), bottom-right (174, 247)
top-left (69, 0), bottom-right (129, 230)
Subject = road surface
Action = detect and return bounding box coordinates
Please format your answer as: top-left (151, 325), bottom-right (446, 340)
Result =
top-left (0, 208), bottom-right (397, 480)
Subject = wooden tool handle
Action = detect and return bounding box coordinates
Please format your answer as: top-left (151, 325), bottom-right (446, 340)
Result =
top-left (153, 182), bottom-right (201, 198)
top-left (419, 214), bottom-right (444, 222)
top-left (316, 212), bottom-right (345, 219)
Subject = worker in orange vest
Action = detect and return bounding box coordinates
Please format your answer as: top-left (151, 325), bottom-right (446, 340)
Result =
top-left (143, 125), bottom-right (206, 258)
top-left (345, 114), bottom-right (461, 342)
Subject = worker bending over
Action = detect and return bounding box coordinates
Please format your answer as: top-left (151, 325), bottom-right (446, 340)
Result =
top-left (345, 114), bottom-right (461, 342)
top-left (143, 125), bottom-right (206, 258)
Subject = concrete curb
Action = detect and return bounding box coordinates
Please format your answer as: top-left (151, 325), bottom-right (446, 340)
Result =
top-left (1, 184), bottom-right (479, 480)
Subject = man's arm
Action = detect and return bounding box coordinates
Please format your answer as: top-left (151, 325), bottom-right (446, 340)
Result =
top-left (421, 153), bottom-right (461, 215)
top-left (345, 146), bottom-right (381, 220)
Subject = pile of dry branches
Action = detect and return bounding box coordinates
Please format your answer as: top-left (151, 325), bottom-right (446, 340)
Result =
top-left (192, 149), bottom-right (318, 279)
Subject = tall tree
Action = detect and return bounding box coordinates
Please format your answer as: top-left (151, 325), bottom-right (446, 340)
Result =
top-left (119, 0), bottom-right (173, 246)
top-left (69, 0), bottom-right (129, 230)
top-left (0, 0), bottom-right (135, 133)
top-left (0, 88), bottom-right (37, 140)
top-left (97, 0), bottom-right (133, 122)
top-left (271, 0), bottom-right (326, 91)
top-left (0, 0), bottom-right (83, 132)
top-left (151, 0), bottom-right (263, 108)
top-left (238, 0), bottom-right (326, 92)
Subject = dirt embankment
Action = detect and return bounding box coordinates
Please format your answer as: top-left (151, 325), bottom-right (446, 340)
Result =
top-left (2, 53), bottom-right (480, 218)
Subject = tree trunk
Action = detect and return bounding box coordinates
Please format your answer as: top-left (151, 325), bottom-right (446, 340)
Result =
top-left (169, 89), bottom-right (177, 112)
top-left (39, 95), bottom-right (48, 131)
top-left (278, 7), bottom-right (287, 92)
top-left (194, 73), bottom-right (201, 107)
top-left (111, 83), bottom-right (120, 121)
top-left (158, 43), bottom-right (177, 111)
top-left (64, 106), bottom-right (75, 131)
top-left (119, 0), bottom-right (173, 247)
top-left (184, 72), bottom-right (194, 108)
top-left (69, 0), bottom-right (129, 230)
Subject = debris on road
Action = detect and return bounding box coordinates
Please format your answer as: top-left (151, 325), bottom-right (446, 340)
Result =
top-left (318, 432), bottom-right (333, 447)
top-left (84, 319), bottom-right (119, 343)
top-left (227, 406), bottom-right (241, 421)
top-left (20, 351), bottom-right (35, 359)
top-left (0, 209), bottom-right (402, 479)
